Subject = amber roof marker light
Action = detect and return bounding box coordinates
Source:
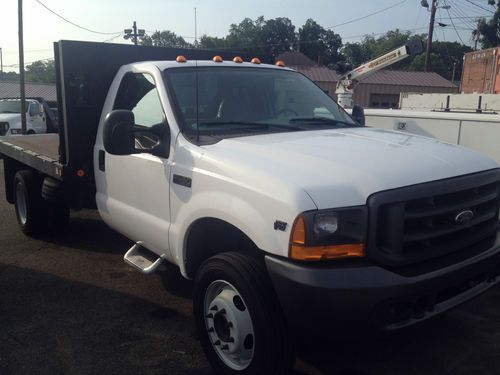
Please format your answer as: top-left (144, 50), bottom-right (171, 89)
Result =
top-left (251, 57), bottom-right (261, 64)
top-left (275, 60), bottom-right (286, 67)
top-left (213, 55), bottom-right (223, 63)
top-left (233, 56), bottom-right (243, 63)
top-left (176, 55), bottom-right (187, 63)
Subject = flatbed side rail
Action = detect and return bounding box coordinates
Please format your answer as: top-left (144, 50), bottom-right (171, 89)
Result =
top-left (0, 138), bottom-right (62, 180)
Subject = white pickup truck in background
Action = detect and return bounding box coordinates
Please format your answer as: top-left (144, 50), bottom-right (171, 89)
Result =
top-left (0, 41), bottom-right (499, 375)
top-left (0, 98), bottom-right (50, 135)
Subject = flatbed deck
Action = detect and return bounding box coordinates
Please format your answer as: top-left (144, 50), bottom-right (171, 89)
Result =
top-left (0, 134), bottom-right (62, 180)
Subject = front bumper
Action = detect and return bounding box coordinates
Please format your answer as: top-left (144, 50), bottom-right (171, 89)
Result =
top-left (266, 233), bottom-right (500, 336)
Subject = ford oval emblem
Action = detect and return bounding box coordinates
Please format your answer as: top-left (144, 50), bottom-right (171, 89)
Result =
top-left (454, 210), bottom-right (474, 225)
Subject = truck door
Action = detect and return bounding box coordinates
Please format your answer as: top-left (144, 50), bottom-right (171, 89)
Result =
top-left (96, 72), bottom-right (172, 258)
top-left (28, 101), bottom-right (46, 133)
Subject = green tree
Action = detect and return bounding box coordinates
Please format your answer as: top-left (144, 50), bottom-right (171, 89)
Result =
top-left (141, 31), bottom-right (192, 48)
top-left (261, 17), bottom-right (296, 58)
top-left (215, 16), bottom-right (296, 57)
top-left (298, 19), bottom-right (342, 66)
top-left (341, 42), bottom-right (371, 68)
top-left (0, 71), bottom-right (20, 82)
top-left (226, 17), bottom-right (266, 54)
top-left (25, 60), bottom-right (55, 83)
top-left (474, 0), bottom-right (500, 48)
top-left (199, 35), bottom-right (227, 49)
top-left (409, 53), bottom-right (448, 77)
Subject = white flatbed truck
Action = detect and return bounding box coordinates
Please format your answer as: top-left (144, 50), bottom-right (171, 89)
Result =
top-left (1, 40), bottom-right (500, 375)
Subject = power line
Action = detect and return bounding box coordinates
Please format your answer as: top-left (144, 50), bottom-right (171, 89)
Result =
top-left (327, 0), bottom-right (409, 29)
top-left (444, 0), bottom-right (466, 44)
top-left (450, 3), bottom-right (482, 29)
top-left (33, 0), bottom-right (122, 35)
top-left (462, 0), bottom-right (496, 14)
top-left (102, 33), bottom-right (124, 43)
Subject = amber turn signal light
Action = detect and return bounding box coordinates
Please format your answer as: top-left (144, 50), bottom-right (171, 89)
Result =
top-left (290, 243), bottom-right (365, 261)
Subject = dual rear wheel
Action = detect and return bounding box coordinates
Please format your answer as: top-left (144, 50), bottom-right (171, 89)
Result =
top-left (13, 170), bottom-right (69, 236)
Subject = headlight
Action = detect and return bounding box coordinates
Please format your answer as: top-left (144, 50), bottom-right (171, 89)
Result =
top-left (313, 212), bottom-right (339, 240)
top-left (290, 207), bottom-right (367, 261)
top-left (11, 129), bottom-right (22, 135)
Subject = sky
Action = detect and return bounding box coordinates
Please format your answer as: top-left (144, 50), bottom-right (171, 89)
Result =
top-left (0, 0), bottom-right (496, 72)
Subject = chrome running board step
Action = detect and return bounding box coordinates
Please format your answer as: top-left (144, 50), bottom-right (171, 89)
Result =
top-left (124, 241), bottom-right (164, 274)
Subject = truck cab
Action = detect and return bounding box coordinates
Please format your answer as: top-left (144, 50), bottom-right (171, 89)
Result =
top-left (1, 41), bottom-right (499, 375)
top-left (0, 98), bottom-right (48, 135)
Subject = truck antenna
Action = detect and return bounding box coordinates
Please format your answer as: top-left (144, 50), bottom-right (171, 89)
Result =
top-left (196, 60), bottom-right (200, 144)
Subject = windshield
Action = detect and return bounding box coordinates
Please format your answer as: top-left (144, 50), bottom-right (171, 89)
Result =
top-left (0, 100), bottom-right (23, 114)
top-left (164, 67), bottom-right (357, 143)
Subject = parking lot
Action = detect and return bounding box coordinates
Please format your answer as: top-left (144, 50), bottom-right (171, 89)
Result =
top-left (1, 160), bottom-right (500, 375)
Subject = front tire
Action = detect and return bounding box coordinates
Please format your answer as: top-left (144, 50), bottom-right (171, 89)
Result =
top-left (193, 252), bottom-right (294, 375)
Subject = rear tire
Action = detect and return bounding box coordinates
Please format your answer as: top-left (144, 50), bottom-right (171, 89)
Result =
top-left (193, 252), bottom-right (294, 375)
top-left (13, 170), bottom-right (46, 236)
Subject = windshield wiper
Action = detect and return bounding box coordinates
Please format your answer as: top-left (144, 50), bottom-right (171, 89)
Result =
top-left (198, 121), bottom-right (301, 131)
top-left (289, 117), bottom-right (356, 127)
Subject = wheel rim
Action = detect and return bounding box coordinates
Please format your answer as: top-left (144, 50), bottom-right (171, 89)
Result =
top-left (16, 182), bottom-right (28, 225)
top-left (204, 280), bottom-right (255, 371)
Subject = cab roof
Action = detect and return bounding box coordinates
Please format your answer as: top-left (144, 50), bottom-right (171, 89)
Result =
top-left (132, 60), bottom-right (295, 72)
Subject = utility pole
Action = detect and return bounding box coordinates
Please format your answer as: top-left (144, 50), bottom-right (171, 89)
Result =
top-left (0, 47), bottom-right (3, 81)
top-left (18, 0), bottom-right (27, 135)
top-left (425, 0), bottom-right (437, 72)
top-left (123, 21), bottom-right (145, 45)
top-left (132, 21), bottom-right (138, 45)
top-left (194, 8), bottom-right (198, 47)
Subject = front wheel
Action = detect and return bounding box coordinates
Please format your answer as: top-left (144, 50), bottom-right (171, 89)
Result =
top-left (193, 252), bottom-right (294, 375)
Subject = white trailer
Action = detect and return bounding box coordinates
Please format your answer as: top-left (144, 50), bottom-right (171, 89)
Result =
top-left (364, 108), bottom-right (500, 164)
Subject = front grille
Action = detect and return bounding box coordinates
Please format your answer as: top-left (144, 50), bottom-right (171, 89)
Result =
top-left (0, 122), bottom-right (9, 136)
top-left (368, 170), bottom-right (500, 269)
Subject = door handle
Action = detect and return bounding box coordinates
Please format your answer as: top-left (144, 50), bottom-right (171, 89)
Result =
top-left (98, 150), bottom-right (105, 171)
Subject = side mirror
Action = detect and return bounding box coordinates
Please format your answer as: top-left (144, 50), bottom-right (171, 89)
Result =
top-left (352, 105), bottom-right (365, 126)
top-left (147, 122), bottom-right (170, 159)
top-left (103, 110), bottom-right (135, 155)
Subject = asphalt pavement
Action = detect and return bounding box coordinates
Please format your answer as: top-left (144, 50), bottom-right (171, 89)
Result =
top-left (0, 160), bottom-right (499, 375)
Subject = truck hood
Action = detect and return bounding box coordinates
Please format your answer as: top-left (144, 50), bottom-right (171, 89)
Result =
top-left (202, 127), bottom-right (499, 209)
top-left (0, 114), bottom-right (21, 124)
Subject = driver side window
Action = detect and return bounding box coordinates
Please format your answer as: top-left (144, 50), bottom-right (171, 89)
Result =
top-left (114, 73), bottom-right (166, 150)
top-left (113, 72), bottom-right (165, 128)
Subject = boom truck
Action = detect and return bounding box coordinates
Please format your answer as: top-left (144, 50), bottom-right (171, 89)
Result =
top-left (1, 40), bottom-right (500, 375)
top-left (336, 39), bottom-right (424, 109)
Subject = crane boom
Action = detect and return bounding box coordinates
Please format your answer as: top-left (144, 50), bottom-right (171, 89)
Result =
top-left (336, 39), bottom-right (424, 109)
